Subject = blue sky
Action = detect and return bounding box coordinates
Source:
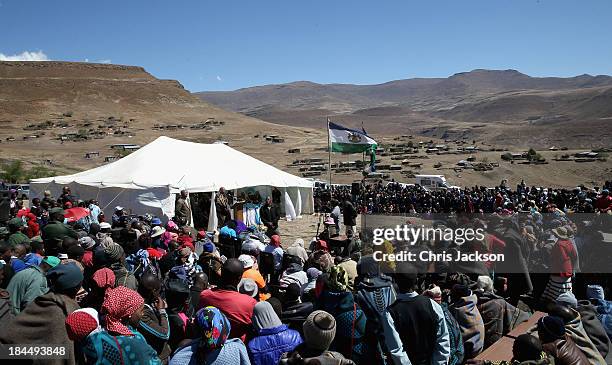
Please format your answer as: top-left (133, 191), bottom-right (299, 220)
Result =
top-left (1, 0), bottom-right (611, 91)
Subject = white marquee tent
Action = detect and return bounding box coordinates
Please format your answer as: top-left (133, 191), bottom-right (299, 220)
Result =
top-left (30, 136), bottom-right (314, 225)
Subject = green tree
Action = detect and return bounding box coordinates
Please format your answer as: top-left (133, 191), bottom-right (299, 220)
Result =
top-left (1, 161), bottom-right (26, 183)
top-left (26, 165), bottom-right (55, 180)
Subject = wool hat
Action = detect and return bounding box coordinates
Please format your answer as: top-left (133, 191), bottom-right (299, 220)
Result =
top-left (538, 316), bottom-right (566, 341)
top-left (423, 285), bottom-right (442, 304)
top-left (78, 236), bottom-right (96, 250)
top-left (150, 226), bottom-right (166, 238)
top-left (303, 310), bottom-right (336, 351)
top-left (46, 262), bottom-right (84, 291)
top-left (586, 285), bottom-right (605, 301)
top-left (552, 226), bottom-right (570, 240)
top-left (202, 241), bottom-right (215, 253)
top-left (452, 284), bottom-right (471, 298)
top-left (285, 283), bottom-right (302, 301)
top-left (306, 267), bottom-right (322, 280)
top-left (238, 254), bottom-right (255, 269)
top-left (238, 278), bottom-right (258, 298)
top-left (42, 256), bottom-right (61, 268)
top-left (104, 244), bottom-right (125, 262)
top-left (556, 292), bottom-right (578, 309)
top-left (476, 275), bottom-right (494, 293)
top-left (67, 244), bottom-right (85, 258)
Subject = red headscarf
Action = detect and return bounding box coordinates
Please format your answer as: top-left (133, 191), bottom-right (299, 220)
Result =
top-left (92, 268), bottom-right (116, 291)
top-left (65, 308), bottom-right (101, 342)
top-left (270, 235), bottom-right (281, 248)
top-left (315, 239), bottom-right (329, 252)
top-left (101, 286), bottom-right (144, 336)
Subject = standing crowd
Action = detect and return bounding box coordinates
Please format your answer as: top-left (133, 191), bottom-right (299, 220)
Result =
top-left (0, 180), bottom-right (610, 365)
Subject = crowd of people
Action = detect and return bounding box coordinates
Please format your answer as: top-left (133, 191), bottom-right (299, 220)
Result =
top-left (0, 179), bottom-right (610, 365)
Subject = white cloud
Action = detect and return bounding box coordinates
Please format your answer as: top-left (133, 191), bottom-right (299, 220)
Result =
top-left (98, 59), bottom-right (112, 64)
top-left (0, 50), bottom-right (50, 61)
top-left (216, 75), bottom-right (222, 81)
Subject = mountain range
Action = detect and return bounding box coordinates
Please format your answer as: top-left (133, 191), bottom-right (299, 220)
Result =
top-left (197, 69), bottom-right (612, 147)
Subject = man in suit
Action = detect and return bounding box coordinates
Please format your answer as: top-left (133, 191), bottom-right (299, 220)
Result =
top-left (260, 196), bottom-right (279, 237)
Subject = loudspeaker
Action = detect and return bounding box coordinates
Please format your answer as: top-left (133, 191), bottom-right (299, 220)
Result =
top-left (351, 182), bottom-right (361, 196)
top-left (0, 190), bottom-right (10, 223)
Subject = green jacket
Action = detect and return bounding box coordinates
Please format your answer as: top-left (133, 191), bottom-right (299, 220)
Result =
top-left (7, 232), bottom-right (30, 247)
top-left (6, 265), bottom-right (48, 315)
top-left (41, 220), bottom-right (78, 244)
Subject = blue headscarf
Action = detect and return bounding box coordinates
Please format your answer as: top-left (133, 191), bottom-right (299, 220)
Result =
top-left (196, 306), bottom-right (231, 352)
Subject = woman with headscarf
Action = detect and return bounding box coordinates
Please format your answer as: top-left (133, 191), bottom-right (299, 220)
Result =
top-left (81, 267), bottom-right (116, 310)
top-left (279, 255), bottom-right (308, 289)
top-left (101, 286), bottom-right (145, 339)
top-left (65, 308), bottom-right (103, 343)
top-left (169, 306), bottom-right (251, 365)
top-left (174, 246), bottom-right (201, 288)
top-left (73, 305), bottom-right (161, 365)
top-left (301, 267), bottom-right (322, 300)
top-left (248, 301), bottom-right (302, 365)
top-left (315, 265), bottom-right (368, 363)
top-left (286, 238), bottom-right (309, 265)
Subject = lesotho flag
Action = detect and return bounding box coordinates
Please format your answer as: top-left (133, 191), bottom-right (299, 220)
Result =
top-left (328, 121), bottom-right (377, 153)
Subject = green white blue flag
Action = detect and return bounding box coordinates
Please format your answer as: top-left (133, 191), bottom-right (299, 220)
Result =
top-left (328, 121), bottom-right (377, 154)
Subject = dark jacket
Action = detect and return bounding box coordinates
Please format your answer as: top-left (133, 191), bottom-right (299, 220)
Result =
top-left (111, 262), bottom-right (138, 290)
top-left (342, 203), bottom-right (357, 227)
top-left (137, 304), bottom-right (171, 362)
top-left (174, 198), bottom-right (191, 226)
top-left (41, 220), bottom-right (78, 245)
top-left (282, 301), bottom-right (314, 334)
top-left (0, 289), bottom-right (14, 322)
top-left (542, 335), bottom-right (589, 365)
top-left (260, 204), bottom-right (279, 228)
top-left (248, 324), bottom-right (303, 365)
top-left (576, 300), bottom-right (610, 358)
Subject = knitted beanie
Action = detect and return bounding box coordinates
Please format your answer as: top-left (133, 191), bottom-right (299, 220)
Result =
top-left (556, 291), bottom-right (578, 309)
top-left (104, 244), bottom-right (124, 262)
top-left (538, 315), bottom-right (565, 341)
top-left (303, 310), bottom-right (336, 351)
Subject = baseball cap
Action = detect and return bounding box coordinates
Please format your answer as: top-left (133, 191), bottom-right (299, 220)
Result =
top-left (49, 207), bottom-right (66, 215)
top-left (42, 256), bottom-right (61, 268)
top-left (8, 217), bottom-right (26, 227)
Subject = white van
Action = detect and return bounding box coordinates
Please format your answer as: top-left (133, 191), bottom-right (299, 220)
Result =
top-left (414, 175), bottom-right (460, 191)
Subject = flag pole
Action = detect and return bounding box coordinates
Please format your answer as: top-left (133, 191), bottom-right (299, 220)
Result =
top-left (327, 117), bottom-right (331, 186)
top-left (327, 117), bottom-right (332, 186)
